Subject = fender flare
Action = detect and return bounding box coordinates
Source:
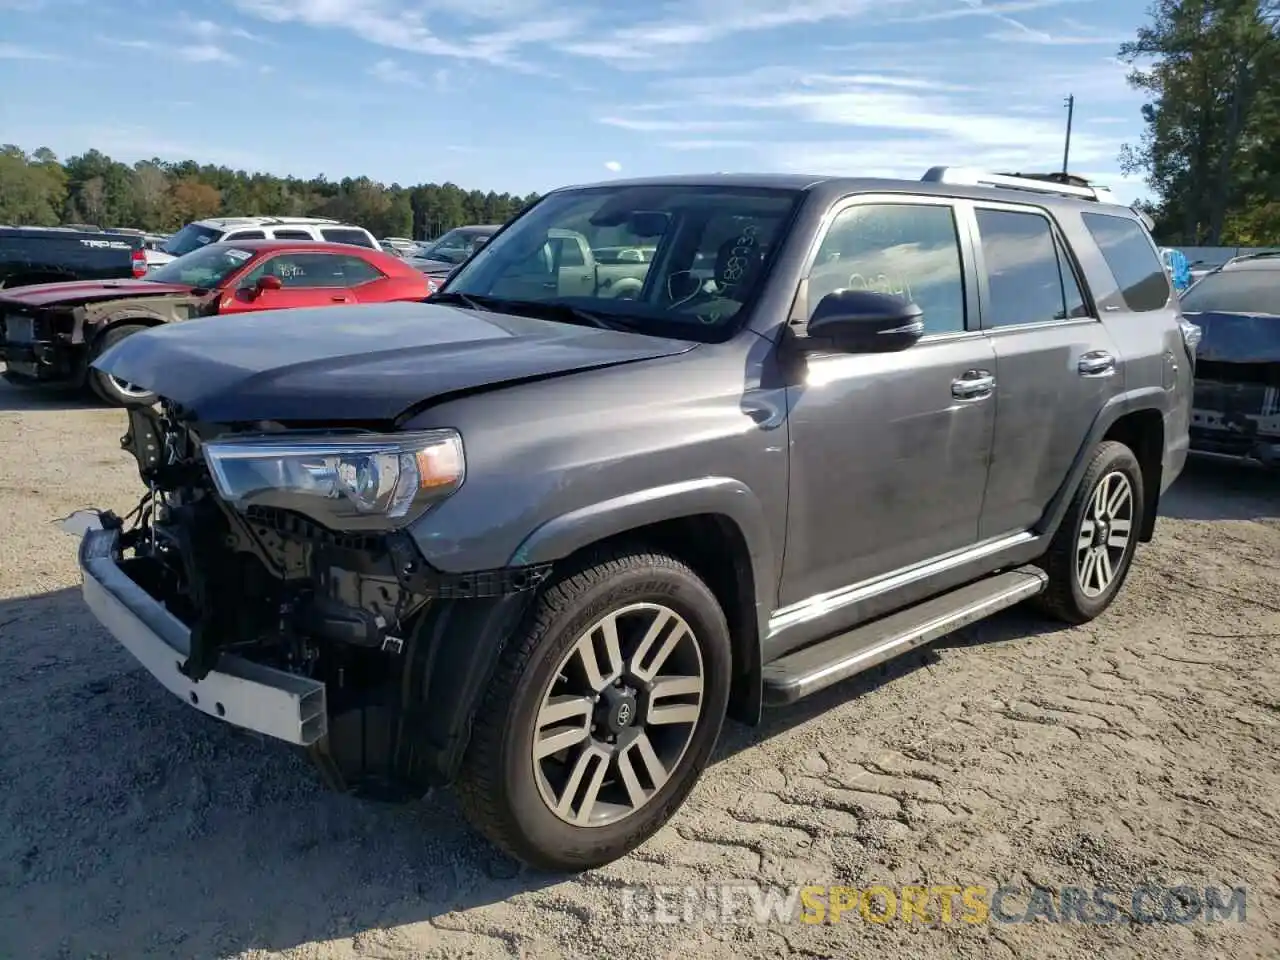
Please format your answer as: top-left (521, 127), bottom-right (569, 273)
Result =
top-left (1036, 387), bottom-right (1170, 540)
top-left (512, 477), bottom-right (777, 724)
top-left (511, 476), bottom-right (777, 628)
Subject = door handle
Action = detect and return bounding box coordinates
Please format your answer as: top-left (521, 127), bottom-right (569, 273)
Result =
top-left (1078, 351), bottom-right (1116, 377)
top-left (952, 370), bottom-right (995, 400)
top-left (331, 295), bottom-right (351, 302)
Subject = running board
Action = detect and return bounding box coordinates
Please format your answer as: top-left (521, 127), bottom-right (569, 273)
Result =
top-left (761, 565), bottom-right (1048, 705)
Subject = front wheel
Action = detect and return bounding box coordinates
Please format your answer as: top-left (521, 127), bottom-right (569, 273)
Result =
top-left (87, 324), bottom-right (157, 407)
top-left (455, 548), bottom-right (732, 872)
top-left (1035, 440), bottom-right (1145, 624)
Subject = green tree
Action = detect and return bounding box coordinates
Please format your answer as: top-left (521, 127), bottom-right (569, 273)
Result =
top-left (1120, 0), bottom-right (1280, 244)
top-left (0, 143), bottom-right (538, 237)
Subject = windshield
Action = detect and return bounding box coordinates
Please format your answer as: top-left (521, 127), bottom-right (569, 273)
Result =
top-left (145, 244), bottom-right (256, 288)
top-left (163, 223), bottom-right (224, 257)
top-left (442, 184), bottom-right (804, 340)
top-left (1181, 269), bottom-right (1280, 316)
top-left (419, 228), bottom-right (489, 264)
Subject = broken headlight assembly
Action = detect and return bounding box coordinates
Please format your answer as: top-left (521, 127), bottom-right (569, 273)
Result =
top-left (202, 429), bottom-right (465, 532)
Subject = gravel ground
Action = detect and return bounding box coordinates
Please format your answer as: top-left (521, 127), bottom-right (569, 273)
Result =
top-left (1, 376), bottom-right (1278, 960)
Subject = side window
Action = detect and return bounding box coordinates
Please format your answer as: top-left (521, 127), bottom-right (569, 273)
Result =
top-left (241, 253), bottom-right (348, 288)
top-left (223, 230), bottom-right (266, 241)
top-left (320, 228), bottom-right (376, 249)
top-left (336, 255), bottom-right (385, 285)
top-left (551, 237), bottom-right (586, 267)
top-left (808, 202), bottom-right (966, 335)
top-left (272, 230), bottom-right (313, 241)
top-left (1080, 211), bottom-right (1171, 312)
top-left (975, 209), bottom-right (1073, 327)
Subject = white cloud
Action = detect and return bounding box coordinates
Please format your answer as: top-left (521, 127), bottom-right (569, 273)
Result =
top-left (231, 0), bottom-right (580, 69)
top-left (177, 14), bottom-right (266, 44)
top-left (604, 160), bottom-right (622, 172)
top-left (559, 0), bottom-right (885, 63)
top-left (369, 58), bottom-right (424, 87)
top-left (100, 34), bottom-right (239, 64)
top-left (0, 42), bottom-right (61, 59)
top-left (597, 116), bottom-right (757, 133)
top-left (179, 43), bottom-right (239, 64)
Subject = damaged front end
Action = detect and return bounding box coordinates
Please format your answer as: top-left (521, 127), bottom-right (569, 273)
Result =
top-left (75, 402), bottom-right (551, 793)
top-left (1186, 309), bottom-right (1280, 467)
top-left (2, 289), bottom-right (214, 385)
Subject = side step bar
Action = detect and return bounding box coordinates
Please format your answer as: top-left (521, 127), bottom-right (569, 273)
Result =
top-left (762, 565), bottom-right (1048, 705)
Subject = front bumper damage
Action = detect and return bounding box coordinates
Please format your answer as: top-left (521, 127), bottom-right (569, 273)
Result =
top-left (1189, 367), bottom-right (1280, 467)
top-left (75, 516), bottom-right (328, 746)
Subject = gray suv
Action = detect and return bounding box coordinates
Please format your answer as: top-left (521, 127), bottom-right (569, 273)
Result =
top-left (73, 168), bottom-right (1197, 872)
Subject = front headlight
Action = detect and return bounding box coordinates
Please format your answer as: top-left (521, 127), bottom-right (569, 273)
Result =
top-left (203, 429), bottom-right (464, 531)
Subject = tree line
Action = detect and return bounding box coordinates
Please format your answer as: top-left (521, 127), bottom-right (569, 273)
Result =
top-left (0, 144), bottom-right (540, 240)
top-left (1121, 0), bottom-right (1280, 245)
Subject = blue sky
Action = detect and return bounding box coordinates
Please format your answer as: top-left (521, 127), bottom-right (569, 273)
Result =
top-left (0, 0), bottom-right (1154, 202)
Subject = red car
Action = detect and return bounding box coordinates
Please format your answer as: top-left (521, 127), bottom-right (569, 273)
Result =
top-left (0, 240), bottom-right (433, 405)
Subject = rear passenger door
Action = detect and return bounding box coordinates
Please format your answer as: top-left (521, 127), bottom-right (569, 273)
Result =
top-left (778, 196), bottom-right (998, 608)
top-left (965, 202), bottom-right (1124, 539)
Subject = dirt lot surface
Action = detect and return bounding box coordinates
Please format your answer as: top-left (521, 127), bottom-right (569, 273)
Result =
top-left (1, 377), bottom-right (1278, 960)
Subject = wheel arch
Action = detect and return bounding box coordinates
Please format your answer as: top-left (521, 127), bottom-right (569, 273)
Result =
top-left (1037, 389), bottom-right (1169, 543)
top-left (510, 478), bottom-right (776, 727)
top-left (391, 501), bottom-right (769, 788)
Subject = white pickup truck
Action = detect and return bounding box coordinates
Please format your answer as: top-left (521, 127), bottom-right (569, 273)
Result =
top-left (490, 228), bottom-right (654, 301)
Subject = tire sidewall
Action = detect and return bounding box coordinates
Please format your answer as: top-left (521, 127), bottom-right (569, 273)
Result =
top-left (496, 560), bottom-right (731, 867)
top-left (1069, 446), bottom-right (1144, 618)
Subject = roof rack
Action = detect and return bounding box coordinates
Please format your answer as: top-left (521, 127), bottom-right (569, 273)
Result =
top-left (921, 166), bottom-right (1115, 202)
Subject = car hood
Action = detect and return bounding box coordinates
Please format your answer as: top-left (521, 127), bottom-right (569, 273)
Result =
top-left (406, 257), bottom-right (457, 276)
top-left (1184, 310), bottom-right (1280, 364)
top-left (91, 300), bottom-right (697, 423)
top-left (0, 278), bottom-right (194, 308)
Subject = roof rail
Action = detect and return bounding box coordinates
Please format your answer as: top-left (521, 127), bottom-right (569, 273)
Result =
top-left (922, 166), bottom-right (1113, 202)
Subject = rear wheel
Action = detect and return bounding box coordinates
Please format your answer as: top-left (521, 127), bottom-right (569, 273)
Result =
top-left (87, 324), bottom-right (157, 407)
top-left (1035, 440), bottom-right (1144, 624)
top-left (455, 548), bottom-right (731, 872)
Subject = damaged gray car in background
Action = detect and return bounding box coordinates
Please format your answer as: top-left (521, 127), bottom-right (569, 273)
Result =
top-left (1180, 251), bottom-right (1280, 467)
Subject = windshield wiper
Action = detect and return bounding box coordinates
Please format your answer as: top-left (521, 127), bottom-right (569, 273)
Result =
top-left (478, 297), bottom-right (635, 331)
top-left (428, 291), bottom-right (492, 311)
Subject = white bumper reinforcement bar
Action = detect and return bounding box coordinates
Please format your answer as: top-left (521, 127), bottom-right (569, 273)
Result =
top-left (76, 520), bottom-right (328, 746)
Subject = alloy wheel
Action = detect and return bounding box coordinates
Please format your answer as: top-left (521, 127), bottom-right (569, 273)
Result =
top-left (107, 374), bottom-right (153, 400)
top-left (531, 602), bottom-right (705, 828)
top-left (1075, 470), bottom-right (1134, 598)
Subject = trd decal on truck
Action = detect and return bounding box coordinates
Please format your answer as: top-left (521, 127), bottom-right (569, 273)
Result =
top-left (79, 239), bottom-right (133, 250)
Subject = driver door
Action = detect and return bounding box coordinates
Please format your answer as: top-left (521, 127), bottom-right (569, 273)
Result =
top-left (778, 196), bottom-right (997, 609)
top-left (219, 252), bottom-right (358, 313)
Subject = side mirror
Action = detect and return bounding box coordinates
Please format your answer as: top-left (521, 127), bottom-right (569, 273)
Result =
top-left (805, 289), bottom-right (925, 353)
top-left (255, 274), bottom-right (283, 296)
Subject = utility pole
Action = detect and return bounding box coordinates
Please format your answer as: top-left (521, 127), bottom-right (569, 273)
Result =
top-left (1062, 94), bottom-right (1074, 174)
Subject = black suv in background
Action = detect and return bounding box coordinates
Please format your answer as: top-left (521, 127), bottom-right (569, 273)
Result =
top-left (1179, 251), bottom-right (1280, 466)
top-left (71, 167), bottom-right (1195, 872)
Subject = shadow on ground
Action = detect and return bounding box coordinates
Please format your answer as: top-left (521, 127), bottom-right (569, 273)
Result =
top-left (0, 372), bottom-right (104, 413)
top-left (0, 580), bottom-right (1070, 958)
top-left (1160, 455), bottom-right (1280, 522)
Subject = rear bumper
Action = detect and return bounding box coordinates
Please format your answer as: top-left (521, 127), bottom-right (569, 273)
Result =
top-left (77, 521), bottom-right (328, 746)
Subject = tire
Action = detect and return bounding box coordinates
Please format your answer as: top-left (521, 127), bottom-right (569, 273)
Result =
top-left (1035, 440), bottom-right (1145, 624)
top-left (87, 324), bottom-right (157, 407)
top-left (455, 547), bottom-right (732, 872)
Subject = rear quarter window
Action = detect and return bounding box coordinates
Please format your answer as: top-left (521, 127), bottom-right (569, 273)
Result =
top-left (320, 228), bottom-right (376, 248)
top-left (1080, 212), bottom-right (1171, 312)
